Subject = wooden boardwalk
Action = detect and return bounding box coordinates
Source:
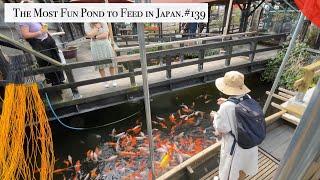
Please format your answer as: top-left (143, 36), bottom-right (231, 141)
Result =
top-left (24, 33), bottom-right (285, 119)
top-left (201, 149), bottom-right (280, 180)
top-left (53, 45), bottom-right (277, 103)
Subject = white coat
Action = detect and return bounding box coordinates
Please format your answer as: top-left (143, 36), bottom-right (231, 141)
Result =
top-left (214, 100), bottom-right (258, 180)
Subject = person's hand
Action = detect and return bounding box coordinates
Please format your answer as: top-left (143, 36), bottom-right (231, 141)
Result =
top-left (210, 111), bottom-right (216, 119)
top-left (92, 27), bottom-right (99, 35)
top-left (217, 98), bottom-right (227, 105)
top-left (40, 27), bottom-right (48, 33)
top-left (40, 24), bottom-right (48, 33)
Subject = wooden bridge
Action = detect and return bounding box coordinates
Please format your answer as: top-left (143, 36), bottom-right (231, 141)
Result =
top-left (2, 32), bottom-right (286, 119)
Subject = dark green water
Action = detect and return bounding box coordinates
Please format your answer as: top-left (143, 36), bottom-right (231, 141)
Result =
top-left (51, 72), bottom-right (271, 174)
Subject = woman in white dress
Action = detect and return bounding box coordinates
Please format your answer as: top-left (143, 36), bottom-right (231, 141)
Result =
top-left (84, 22), bottom-right (117, 88)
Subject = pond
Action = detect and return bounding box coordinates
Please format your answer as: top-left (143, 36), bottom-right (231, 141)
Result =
top-left (51, 72), bottom-right (272, 179)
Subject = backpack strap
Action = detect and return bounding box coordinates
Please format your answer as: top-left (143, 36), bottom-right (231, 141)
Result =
top-left (229, 131), bottom-right (237, 156)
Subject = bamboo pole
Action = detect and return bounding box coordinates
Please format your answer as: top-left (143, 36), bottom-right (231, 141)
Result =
top-left (263, 13), bottom-right (305, 114)
top-left (265, 109), bottom-right (287, 125)
top-left (278, 87), bottom-right (297, 96)
top-left (266, 91), bottom-right (289, 101)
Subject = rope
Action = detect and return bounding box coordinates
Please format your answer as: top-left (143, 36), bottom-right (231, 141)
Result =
top-left (41, 83), bottom-right (142, 131)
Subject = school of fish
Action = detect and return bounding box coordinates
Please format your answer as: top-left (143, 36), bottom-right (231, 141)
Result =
top-left (55, 94), bottom-right (217, 180)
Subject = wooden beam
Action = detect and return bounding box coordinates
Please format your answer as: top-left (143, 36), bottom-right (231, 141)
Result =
top-left (266, 91), bottom-right (289, 101)
top-left (157, 142), bottom-right (221, 180)
top-left (0, 34), bottom-right (62, 66)
top-left (278, 87), bottom-right (297, 96)
top-left (278, 92), bottom-right (294, 99)
top-left (265, 109), bottom-right (287, 125)
top-left (271, 102), bottom-right (284, 110)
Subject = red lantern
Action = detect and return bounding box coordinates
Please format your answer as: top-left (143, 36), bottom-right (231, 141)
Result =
top-left (295, 0), bottom-right (320, 27)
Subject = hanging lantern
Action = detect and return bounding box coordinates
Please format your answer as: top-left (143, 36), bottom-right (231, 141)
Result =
top-left (295, 0), bottom-right (320, 27)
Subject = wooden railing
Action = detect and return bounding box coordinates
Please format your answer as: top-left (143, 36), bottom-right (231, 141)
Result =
top-left (20, 33), bottom-right (286, 96)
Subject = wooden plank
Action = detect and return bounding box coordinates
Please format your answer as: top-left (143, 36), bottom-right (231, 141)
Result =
top-left (266, 91), bottom-right (289, 101)
top-left (157, 142), bottom-right (221, 180)
top-left (253, 160), bottom-right (275, 180)
top-left (271, 102), bottom-right (284, 110)
top-left (278, 87), bottom-right (297, 96)
top-left (256, 164), bottom-right (278, 180)
top-left (281, 113), bottom-right (300, 125)
top-left (278, 92), bottom-right (293, 99)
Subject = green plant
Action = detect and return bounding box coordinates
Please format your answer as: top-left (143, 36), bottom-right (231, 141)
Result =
top-left (262, 42), bottom-right (311, 90)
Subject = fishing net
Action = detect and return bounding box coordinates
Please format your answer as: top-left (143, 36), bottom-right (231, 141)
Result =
top-left (0, 54), bottom-right (55, 180)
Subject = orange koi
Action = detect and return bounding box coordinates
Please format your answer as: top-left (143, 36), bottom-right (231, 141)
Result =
top-left (118, 151), bottom-right (139, 157)
top-left (159, 122), bottom-right (168, 129)
top-left (105, 142), bottom-right (117, 147)
top-left (169, 114), bottom-right (176, 124)
top-left (75, 160), bottom-right (81, 173)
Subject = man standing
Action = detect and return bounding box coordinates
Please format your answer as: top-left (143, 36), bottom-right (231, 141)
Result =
top-left (212, 71), bottom-right (258, 180)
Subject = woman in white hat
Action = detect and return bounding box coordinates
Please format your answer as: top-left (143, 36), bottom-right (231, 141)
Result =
top-left (212, 71), bottom-right (258, 180)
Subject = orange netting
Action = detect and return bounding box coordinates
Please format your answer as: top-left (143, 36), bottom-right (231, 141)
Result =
top-left (0, 83), bottom-right (54, 180)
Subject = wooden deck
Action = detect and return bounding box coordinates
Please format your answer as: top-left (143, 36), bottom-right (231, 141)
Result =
top-left (201, 149), bottom-right (280, 180)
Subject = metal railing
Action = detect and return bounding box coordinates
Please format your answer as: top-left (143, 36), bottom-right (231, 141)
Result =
top-left (21, 33), bottom-right (285, 95)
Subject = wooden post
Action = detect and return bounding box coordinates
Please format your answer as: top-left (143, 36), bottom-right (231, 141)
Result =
top-left (64, 67), bottom-right (80, 95)
top-left (248, 41), bottom-right (257, 62)
top-left (127, 61), bottom-right (136, 86)
top-left (179, 43), bottom-right (184, 62)
top-left (225, 45), bottom-right (232, 66)
top-left (198, 40), bottom-right (205, 72)
top-left (206, 5), bottom-right (211, 33)
top-left (166, 57), bottom-right (172, 79)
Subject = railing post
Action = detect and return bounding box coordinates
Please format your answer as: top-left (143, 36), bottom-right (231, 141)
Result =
top-left (249, 41), bottom-right (257, 62)
top-left (198, 48), bottom-right (205, 72)
top-left (128, 61), bottom-right (136, 86)
top-left (179, 43), bottom-right (184, 62)
top-left (64, 67), bottom-right (80, 96)
top-left (166, 57), bottom-right (172, 79)
top-left (224, 45), bottom-right (232, 66)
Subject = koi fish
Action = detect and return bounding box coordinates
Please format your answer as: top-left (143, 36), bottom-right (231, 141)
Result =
top-left (180, 115), bottom-right (188, 119)
top-left (180, 104), bottom-right (190, 113)
top-left (159, 122), bottom-right (168, 129)
top-left (115, 132), bottom-right (126, 138)
top-left (160, 152), bottom-right (170, 169)
top-left (118, 151), bottom-right (139, 157)
top-left (156, 116), bottom-right (165, 121)
top-left (86, 150), bottom-right (94, 161)
top-left (105, 142), bottom-right (117, 147)
top-left (177, 132), bottom-right (184, 138)
top-left (75, 160), bottom-right (81, 173)
top-left (204, 99), bottom-right (212, 104)
top-left (140, 132), bottom-right (145, 137)
top-left (106, 155), bottom-right (118, 162)
top-left (169, 114), bottom-right (176, 123)
top-left (110, 128), bottom-right (116, 137)
top-left (136, 136), bottom-right (146, 141)
top-left (131, 125), bottom-right (141, 134)
top-left (176, 153), bottom-right (184, 164)
top-left (68, 155), bottom-right (72, 165)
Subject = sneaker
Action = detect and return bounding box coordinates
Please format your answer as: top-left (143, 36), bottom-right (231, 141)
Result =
top-left (213, 176), bottom-right (219, 180)
top-left (104, 83), bottom-right (110, 88)
top-left (112, 81), bottom-right (117, 87)
top-left (72, 93), bottom-right (82, 100)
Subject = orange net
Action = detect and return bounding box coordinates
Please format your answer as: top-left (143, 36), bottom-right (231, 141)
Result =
top-left (0, 83), bottom-right (54, 180)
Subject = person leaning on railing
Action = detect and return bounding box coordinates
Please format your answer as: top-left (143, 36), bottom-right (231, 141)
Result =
top-left (19, 0), bottom-right (65, 87)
